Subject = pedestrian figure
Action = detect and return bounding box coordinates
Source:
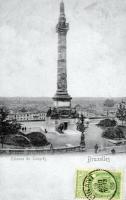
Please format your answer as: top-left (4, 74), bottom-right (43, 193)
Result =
top-left (80, 133), bottom-right (85, 148)
top-left (94, 144), bottom-right (98, 153)
top-left (111, 148), bottom-right (116, 154)
top-left (50, 143), bottom-right (53, 152)
top-left (45, 129), bottom-right (47, 133)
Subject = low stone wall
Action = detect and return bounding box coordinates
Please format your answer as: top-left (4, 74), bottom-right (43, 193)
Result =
top-left (1, 144), bottom-right (126, 155)
top-left (0, 145), bottom-right (85, 155)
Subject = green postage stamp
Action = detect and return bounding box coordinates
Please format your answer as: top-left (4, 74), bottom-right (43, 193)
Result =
top-left (76, 169), bottom-right (123, 200)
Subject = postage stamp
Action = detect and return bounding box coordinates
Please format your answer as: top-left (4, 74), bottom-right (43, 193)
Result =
top-left (76, 169), bottom-right (122, 200)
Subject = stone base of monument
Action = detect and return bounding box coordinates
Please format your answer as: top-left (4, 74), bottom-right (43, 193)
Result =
top-left (55, 118), bottom-right (77, 133)
top-left (45, 117), bottom-right (78, 134)
top-left (47, 106), bottom-right (78, 120)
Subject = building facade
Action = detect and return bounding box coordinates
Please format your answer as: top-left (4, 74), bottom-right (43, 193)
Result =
top-left (6, 112), bottom-right (46, 122)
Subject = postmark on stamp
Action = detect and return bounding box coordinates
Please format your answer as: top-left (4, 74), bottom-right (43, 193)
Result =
top-left (76, 169), bottom-right (122, 200)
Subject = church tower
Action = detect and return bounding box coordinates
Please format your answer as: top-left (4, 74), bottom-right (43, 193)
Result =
top-left (53, 0), bottom-right (72, 113)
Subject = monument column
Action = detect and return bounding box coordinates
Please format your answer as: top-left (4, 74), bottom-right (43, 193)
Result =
top-left (53, 0), bottom-right (72, 108)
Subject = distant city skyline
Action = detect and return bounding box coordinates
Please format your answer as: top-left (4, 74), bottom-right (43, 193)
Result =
top-left (0, 0), bottom-right (126, 97)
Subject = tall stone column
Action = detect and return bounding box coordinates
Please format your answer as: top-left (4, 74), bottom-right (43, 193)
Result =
top-left (53, 0), bottom-right (72, 108)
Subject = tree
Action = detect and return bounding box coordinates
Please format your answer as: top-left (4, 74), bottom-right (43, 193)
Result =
top-left (103, 99), bottom-right (115, 117)
top-left (104, 99), bottom-right (115, 107)
top-left (77, 114), bottom-right (86, 132)
top-left (46, 107), bottom-right (52, 117)
top-left (19, 107), bottom-right (27, 112)
top-left (116, 101), bottom-right (126, 126)
top-left (0, 107), bottom-right (21, 148)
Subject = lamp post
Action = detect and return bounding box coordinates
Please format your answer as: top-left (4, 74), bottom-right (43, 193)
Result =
top-left (79, 114), bottom-right (86, 149)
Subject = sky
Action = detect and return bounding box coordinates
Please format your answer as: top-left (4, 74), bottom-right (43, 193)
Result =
top-left (0, 0), bottom-right (126, 97)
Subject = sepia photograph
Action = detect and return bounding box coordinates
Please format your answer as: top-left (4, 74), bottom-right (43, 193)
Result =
top-left (0, 0), bottom-right (126, 200)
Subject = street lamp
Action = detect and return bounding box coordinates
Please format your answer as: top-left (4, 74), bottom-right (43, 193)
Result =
top-left (79, 114), bottom-right (86, 149)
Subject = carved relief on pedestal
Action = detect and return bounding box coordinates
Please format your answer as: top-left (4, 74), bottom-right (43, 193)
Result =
top-left (57, 73), bottom-right (67, 91)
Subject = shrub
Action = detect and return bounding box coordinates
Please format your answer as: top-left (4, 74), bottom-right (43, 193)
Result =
top-left (11, 135), bottom-right (31, 147)
top-left (102, 126), bottom-right (125, 139)
top-left (26, 132), bottom-right (49, 146)
top-left (97, 119), bottom-right (117, 127)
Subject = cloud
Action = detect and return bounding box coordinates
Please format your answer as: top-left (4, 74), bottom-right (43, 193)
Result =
top-left (84, 2), bottom-right (98, 10)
